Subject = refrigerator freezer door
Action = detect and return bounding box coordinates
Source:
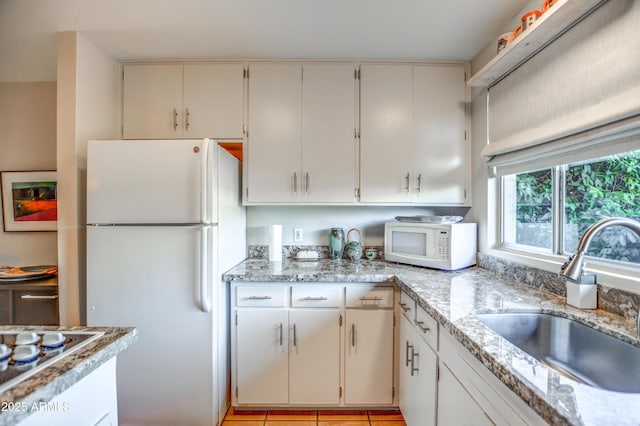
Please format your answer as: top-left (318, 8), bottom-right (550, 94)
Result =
top-left (86, 139), bottom-right (216, 224)
top-left (87, 225), bottom-right (218, 425)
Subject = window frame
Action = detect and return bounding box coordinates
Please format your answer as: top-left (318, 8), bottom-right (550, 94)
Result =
top-left (496, 152), bottom-right (640, 286)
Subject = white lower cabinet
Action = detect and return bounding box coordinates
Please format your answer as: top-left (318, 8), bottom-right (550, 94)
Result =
top-left (232, 282), bottom-right (396, 408)
top-left (344, 309), bottom-right (394, 405)
top-left (20, 357), bottom-right (118, 426)
top-left (289, 309), bottom-right (341, 405)
top-left (399, 314), bottom-right (437, 426)
top-left (437, 362), bottom-right (493, 426)
top-left (235, 309), bottom-right (289, 404)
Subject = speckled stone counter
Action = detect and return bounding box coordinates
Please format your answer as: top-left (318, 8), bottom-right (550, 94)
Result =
top-left (0, 325), bottom-right (137, 426)
top-left (224, 259), bottom-right (640, 426)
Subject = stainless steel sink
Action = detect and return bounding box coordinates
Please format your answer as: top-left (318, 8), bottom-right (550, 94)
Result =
top-left (475, 312), bottom-right (640, 393)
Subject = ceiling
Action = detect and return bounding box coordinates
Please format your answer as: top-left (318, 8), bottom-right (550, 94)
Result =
top-left (0, 0), bottom-right (529, 82)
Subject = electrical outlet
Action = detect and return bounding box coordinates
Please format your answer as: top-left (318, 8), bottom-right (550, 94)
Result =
top-left (294, 228), bottom-right (303, 242)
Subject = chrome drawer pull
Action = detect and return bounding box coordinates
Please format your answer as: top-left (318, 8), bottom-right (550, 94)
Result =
top-left (415, 320), bottom-right (431, 333)
top-left (21, 295), bottom-right (58, 300)
top-left (398, 302), bottom-right (411, 312)
top-left (411, 351), bottom-right (419, 376)
top-left (302, 296), bottom-right (328, 301)
top-left (247, 296), bottom-right (272, 300)
top-left (359, 296), bottom-right (382, 301)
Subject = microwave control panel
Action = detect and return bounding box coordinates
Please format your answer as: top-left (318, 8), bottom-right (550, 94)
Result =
top-left (436, 230), bottom-right (450, 259)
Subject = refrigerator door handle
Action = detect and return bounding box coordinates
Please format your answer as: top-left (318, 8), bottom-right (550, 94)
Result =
top-left (199, 225), bottom-right (212, 313)
top-left (200, 138), bottom-right (211, 224)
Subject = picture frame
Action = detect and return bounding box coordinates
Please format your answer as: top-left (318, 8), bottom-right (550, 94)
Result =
top-left (1, 171), bottom-right (57, 232)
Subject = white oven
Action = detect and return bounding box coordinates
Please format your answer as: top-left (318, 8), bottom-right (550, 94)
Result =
top-left (384, 221), bottom-right (477, 270)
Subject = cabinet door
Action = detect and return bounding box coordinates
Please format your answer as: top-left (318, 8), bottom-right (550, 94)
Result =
top-left (400, 315), bottom-right (437, 426)
top-left (235, 309), bottom-right (289, 404)
top-left (413, 65), bottom-right (468, 205)
top-left (13, 290), bottom-right (59, 325)
top-left (289, 309), bottom-right (341, 404)
top-left (360, 64), bottom-right (414, 203)
top-left (437, 363), bottom-right (493, 426)
top-left (183, 63), bottom-right (244, 139)
top-left (246, 64), bottom-right (302, 203)
top-left (301, 64), bottom-right (357, 203)
top-left (0, 291), bottom-right (10, 324)
top-left (344, 309), bottom-right (394, 405)
top-left (123, 64), bottom-right (183, 139)
top-left (399, 315), bottom-right (416, 424)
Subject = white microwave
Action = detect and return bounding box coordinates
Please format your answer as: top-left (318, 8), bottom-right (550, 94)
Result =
top-left (384, 222), bottom-right (477, 270)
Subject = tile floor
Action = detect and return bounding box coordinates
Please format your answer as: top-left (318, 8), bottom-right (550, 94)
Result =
top-left (222, 407), bottom-right (406, 426)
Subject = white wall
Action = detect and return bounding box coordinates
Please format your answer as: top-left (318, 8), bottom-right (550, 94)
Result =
top-left (57, 31), bottom-right (120, 325)
top-left (247, 205), bottom-right (470, 247)
top-left (0, 82), bottom-right (58, 266)
top-left (467, 0), bottom-right (542, 253)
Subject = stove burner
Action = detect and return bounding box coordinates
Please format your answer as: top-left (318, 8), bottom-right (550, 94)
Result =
top-left (0, 331), bottom-right (103, 393)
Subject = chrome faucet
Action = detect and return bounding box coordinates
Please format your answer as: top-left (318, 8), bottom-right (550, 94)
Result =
top-left (560, 217), bottom-right (640, 330)
top-left (560, 217), bottom-right (640, 282)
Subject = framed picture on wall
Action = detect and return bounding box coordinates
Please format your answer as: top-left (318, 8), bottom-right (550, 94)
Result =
top-left (1, 171), bottom-right (57, 232)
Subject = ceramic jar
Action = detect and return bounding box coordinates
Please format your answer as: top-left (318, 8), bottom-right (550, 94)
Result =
top-left (328, 228), bottom-right (345, 260)
top-left (344, 228), bottom-right (362, 261)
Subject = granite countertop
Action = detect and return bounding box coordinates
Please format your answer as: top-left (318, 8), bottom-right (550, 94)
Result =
top-left (224, 258), bottom-right (640, 426)
top-left (0, 325), bottom-right (137, 426)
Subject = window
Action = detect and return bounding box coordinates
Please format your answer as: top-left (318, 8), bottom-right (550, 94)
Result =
top-left (501, 150), bottom-right (640, 265)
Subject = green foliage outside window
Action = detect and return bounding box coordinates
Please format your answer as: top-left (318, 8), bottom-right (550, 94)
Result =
top-left (514, 151), bottom-right (640, 263)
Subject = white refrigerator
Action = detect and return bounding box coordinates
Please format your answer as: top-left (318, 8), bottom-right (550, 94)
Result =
top-left (86, 139), bottom-right (246, 426)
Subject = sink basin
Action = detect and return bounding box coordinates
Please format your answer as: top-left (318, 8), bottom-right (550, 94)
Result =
top-left (475, 312), bottom-right (640, 393)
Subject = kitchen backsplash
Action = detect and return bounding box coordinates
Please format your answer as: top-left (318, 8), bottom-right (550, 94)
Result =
top-left (248, 245), bottom-right (384, 260)
top-left (478, 253), bottom-right (640, 320)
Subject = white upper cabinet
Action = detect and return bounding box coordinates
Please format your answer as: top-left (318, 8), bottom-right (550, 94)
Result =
top-left (123, 64), bottom-right (183, 139)
top-left (413, 64), bottom-right (468, 205)
top-left (245, 63), bottom-right (357, 204)
top-left (360, 63), bottom-right (469, 205)
top-left (301, 64), bottom-right (358, 203)
top-left (245, 63), bottom-right (303, 203)
top-left (122, 63), bottom-right (244, 139)
top-left (183, 64), bottom-right (244, 139)
top-left (359, 64), bottom-right (414, 203)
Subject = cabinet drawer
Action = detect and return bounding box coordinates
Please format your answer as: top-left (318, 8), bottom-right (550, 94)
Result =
top-left (345, 285), bottom-right (394, 308)
top-left (236, 285), bottom-right (286, 307)
top-left (291, 285), bottom-right (341, 308)
top-left (13, 290), bottom-right (59, 325)
top-left (398, 291), bottom-right (416, 320)
top-left (415, 304), bottom-right (438, 351)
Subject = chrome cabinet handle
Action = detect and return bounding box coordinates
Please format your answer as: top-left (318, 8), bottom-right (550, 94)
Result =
top-left (185, 108), bottom-right (191, 130)
top-left (20, 295), bottom-right (58, 300)
top-left (398, 302), bottom-right (411, 313)
top-left (404, 173), bottom-right (410, 192)
top-left (411, 351), bottom-right (419, 376)
top-left (293, 173), bottom-right (298, 194)
top-left (360, 296), bottom-right (382, 301)
top-left (279, 323), bottom-right (283, 346)
top-left (293, 324), bottom-right (297, 347)
top-left (248, 296), bottom-right (273, 300)
top-left (305, 172), bottom-right (310, 193)
top-left (351, 324), bottom-right (356, 347)
top-left (405, 341), bottom-right (413, 367)
top-left (416, 174), bottom-right (422, 193)
top-left (415, 320), bottom-right (431, 333)
top-left (302, 296), bottom-right (328, 301)
top-left (173, 108), bottom-right (178, 131)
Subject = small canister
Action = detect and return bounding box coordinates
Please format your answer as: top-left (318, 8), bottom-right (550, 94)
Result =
top-left (497, 32), bottom-right (514, 53)
top-left (541, 0), bottom-right (557, 13)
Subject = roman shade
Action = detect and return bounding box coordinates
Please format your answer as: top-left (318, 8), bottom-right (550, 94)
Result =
top-left (483, 0), bottom-right (640, 168)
